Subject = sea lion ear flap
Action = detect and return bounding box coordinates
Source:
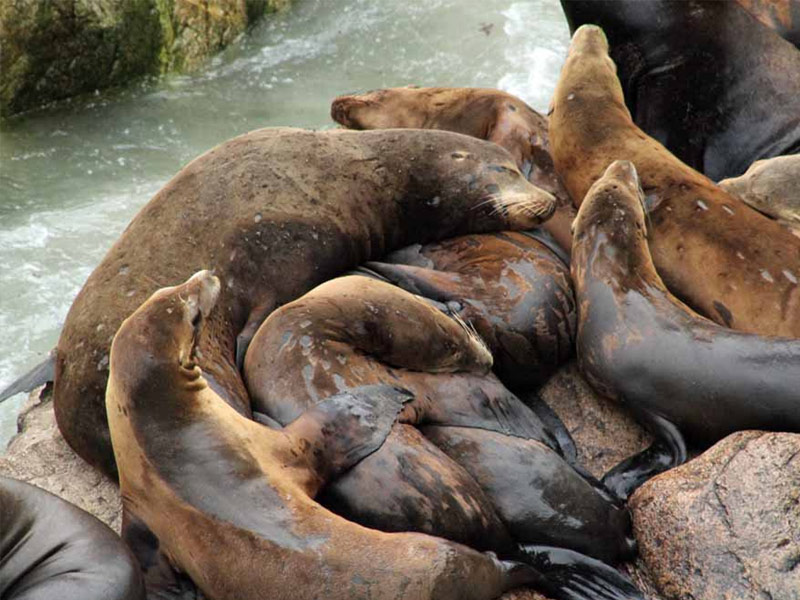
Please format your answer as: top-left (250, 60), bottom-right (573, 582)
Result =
top-left (283, 385), bottom-right (413, 495)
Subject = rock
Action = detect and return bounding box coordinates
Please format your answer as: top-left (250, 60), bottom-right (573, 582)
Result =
top-left (539, 361), bottom-right (652, 478)
top-left (0, 0), bottom-right (291, 117)
top-left (0, 388), bottom-right (121, 531)
top-left (630, 430), bottom-right (800, 600)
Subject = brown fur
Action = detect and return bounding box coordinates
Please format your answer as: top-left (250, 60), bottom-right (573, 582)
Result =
top-left (55, 127), bottom-right (555, 478)
top-left (550, 26), bottom-right (800, 337)
top-left (107, 271), bottom-right (535, 600)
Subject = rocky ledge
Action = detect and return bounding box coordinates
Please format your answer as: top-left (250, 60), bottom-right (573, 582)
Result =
top-left (0, 0), bottom-right (291, 118)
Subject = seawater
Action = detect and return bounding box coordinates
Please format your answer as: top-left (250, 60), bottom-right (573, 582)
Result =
top-left (0, 0), bottom-right (569, 446)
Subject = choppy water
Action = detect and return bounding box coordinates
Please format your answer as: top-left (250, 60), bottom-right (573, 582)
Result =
top-left (0, 0), bottom-right (569, 446)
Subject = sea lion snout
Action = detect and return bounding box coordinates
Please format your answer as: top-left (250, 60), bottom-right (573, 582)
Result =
top-left (330, 96), bottom-right (360, 129)
top-left (570, 25), bottom-right (609, 56)
top-left (183, 270), bottom-right (220, 322)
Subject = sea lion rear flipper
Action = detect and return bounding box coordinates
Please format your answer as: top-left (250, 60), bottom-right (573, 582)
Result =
top-left (518, 545), bottom-right (644, 600)
top-left (601, 412), bottom-right (688, 501)
top-left (284, 384), bottom-right (414, 490)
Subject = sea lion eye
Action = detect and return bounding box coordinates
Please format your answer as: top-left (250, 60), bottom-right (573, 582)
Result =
top-left (451, 152), bottom-right (468, 160)
top-left (487, 164), bottom-right (516, 175)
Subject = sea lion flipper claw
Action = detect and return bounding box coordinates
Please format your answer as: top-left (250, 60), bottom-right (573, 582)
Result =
top-left (517, 545), bottom-right (644, 600)
top-left (601, 413), bottom-right (687, 502)
top-left (283, 384), bottom-right (414, 489)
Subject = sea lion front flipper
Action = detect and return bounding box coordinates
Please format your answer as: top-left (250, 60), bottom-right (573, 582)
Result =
top-left (518, 545), bottom-right (644, 600)
top-left (363, 261), bottom-right (463, 303)
top-left (0, 351), bottom-right (55, 403)
top-left (601, 412), bottom-right (688, 501)
top-left (235, 299), bottom-right (277, 370)
top-left (283, 384), bottom-right (413, 493)
top-left (121, 510), bottom-right (201, 600)
top-left (518, 390), bottom-right (578, 464)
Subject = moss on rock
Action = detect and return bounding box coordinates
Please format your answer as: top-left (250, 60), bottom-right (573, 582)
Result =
top-left (0, 0), bottom-right (290, 118)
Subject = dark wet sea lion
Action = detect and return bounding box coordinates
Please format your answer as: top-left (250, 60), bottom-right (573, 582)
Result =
top-left (55, 126), bottom-right (556, 478)
top-left (571, 160), bottom-right (800, 500)
top-left (244, 274), bottom-right (546, 548)
top-left (364, 230), bottom-right (576, 390)
top-left (320, 422), bottom-right (515, 554)
top-left (559, 0), bottom-right (800, 181)
top-left (0, 476), bottom-right (144, 600)
top-left (736, 0), bottom-right (800, 47)
top-left (719, 154), bottom-right (800, 233)
top-left (550, 25), bottom-right (800, 339)
top-left (244, 275), bottom-right (635, 566)
top-left (108, 271), bottom-right (638, 600)
top-left (421, 426), bottom-right (636, 564)
top-left (331, 86), bottom-right (576, 251)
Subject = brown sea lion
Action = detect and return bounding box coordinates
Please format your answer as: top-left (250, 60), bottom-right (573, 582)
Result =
top-left (244, 275), bottom-right (636, 566)
top-left (719, 154), bottom-right (800, 235)
top-left (331, 86), bottom-right (575, 251)
top-left (736, 0), bottom-right (800, 47)
top-left (55, 126), bottom-right (556, 478)
top-left (0, 476), bottom-right (144, 600)
top-left (109, 271), bottom-right (641, 600)
top-left (550, 25), bottom-right (800, 338)
top-left (363, 230), bottom-right (575, 390)
top-left (571, 160), bottom-right (800, 500)
top-left (559, 0), bottom-right (800, 181)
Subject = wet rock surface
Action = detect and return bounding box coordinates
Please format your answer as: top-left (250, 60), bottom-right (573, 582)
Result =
top-left (630, 430), bottom-right (800, 600)
top-left (0, 0), bottom-right (290, 117)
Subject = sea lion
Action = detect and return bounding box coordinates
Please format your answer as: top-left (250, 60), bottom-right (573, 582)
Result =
top-left (550, 24), bottom-right (800, 339)
top-left (421, 426), bottom-right (635, 562)
top-left (331, 86), bottom-right (575, 251)
top-left (363, 230), bottom-right (575, 390)
top-left (109, 270), bottom-right (641, 600)
top-left (560, 0), bottom-right (800, 181)
top-left (571, 160), bottom-right (800, 500)
top-left (244, 275), bottom-right (636, 565)
top-left (0, 476), bottom-right (144, 600)
top-left (719, 154), bottom-right (800, 234)
top-left (54, 126), bottom-right (556, 478)
top-left (736, 0), bottom-right (800, 47)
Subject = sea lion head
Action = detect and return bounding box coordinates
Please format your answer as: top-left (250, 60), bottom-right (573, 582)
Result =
top-left (572, 160), bottom-right (647, 240)
top-left (110, 270), bottom-right (221, 393)
top-left (404, 132), bottom-right (556, 236)
top-left (331, 85), bottom-right (430, 130)
top-left (551, 25), bottom-right (627, 121)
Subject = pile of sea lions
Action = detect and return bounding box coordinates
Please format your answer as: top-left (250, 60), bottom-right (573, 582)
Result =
top-left (2, 1), bottom-right (800, 599)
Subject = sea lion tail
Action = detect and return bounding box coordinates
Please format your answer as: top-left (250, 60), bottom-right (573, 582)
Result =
top-left (0, 351), bottom-right (56, 403)
top-left (516, 545), bottom-right (644, 600)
